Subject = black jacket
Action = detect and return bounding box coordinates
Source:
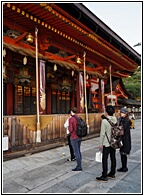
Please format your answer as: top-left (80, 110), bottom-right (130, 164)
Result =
top-left (120, 117), bottom-right (131, 155)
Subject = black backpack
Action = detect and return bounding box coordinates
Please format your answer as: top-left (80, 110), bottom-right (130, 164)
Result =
top-left (101, 115), bottom-right (124, 149)
top-left (73, 115), bottom-right (87, 137)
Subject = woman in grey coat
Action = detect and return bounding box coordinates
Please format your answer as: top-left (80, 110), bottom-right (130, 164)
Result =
top-left (117, 108), bottom-right (131, 172)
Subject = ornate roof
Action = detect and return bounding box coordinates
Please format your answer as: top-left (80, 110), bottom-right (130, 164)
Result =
top-left (104, 77), bottom-right (131, 98)
top-left (3, 3), bottom-right (141, 78)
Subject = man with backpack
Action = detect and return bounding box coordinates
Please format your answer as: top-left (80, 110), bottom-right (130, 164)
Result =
top-left (96, 105), bottom-right (117, 182)
top-left (69, 107), bottom-right (82, 171)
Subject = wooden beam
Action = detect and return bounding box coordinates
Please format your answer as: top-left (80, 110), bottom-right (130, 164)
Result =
top-left (63, 55), bottom-right (76, 60)
top-left (79, 64), bottom-right (103, 71)
top-left (4, 36), bottom-right (35, 50)
top-left (39, 42), bottom-right (51, 51)
top-left (15, 32), bottom-right (28, 43)
top-left (3, 18), bottom-right (28, 33)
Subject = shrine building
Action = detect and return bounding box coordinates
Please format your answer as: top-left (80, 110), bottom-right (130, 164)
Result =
top-left (3, 3), bottom-right (141, 156)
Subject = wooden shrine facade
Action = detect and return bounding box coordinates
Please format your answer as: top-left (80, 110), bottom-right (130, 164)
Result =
top-left (3, 3), bottom-right (141, 155)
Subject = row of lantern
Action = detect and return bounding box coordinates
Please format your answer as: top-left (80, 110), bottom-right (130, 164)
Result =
top-left (3, 49), bottom-right (79, 84)
top-left (3, 47), bottom-right (108, 82)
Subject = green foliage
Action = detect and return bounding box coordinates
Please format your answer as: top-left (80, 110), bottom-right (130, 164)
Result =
top-left (122, 68), bottom-right (141, 100)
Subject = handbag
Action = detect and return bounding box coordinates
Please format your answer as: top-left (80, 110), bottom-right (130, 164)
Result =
top-left (95, 151), bottom-right (102, 162)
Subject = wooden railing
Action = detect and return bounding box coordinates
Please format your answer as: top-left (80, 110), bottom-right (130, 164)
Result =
top-left (3, 112), bottom-right (141, 158)
top-left (3, 113), bottom-right (102, 156)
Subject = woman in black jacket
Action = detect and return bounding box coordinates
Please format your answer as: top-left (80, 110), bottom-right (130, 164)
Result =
top-left (117, 108), bottom-right (131, 172)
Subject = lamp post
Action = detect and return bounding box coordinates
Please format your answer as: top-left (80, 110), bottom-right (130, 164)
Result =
top-left (133, 42), bottom-right (141, 47)
top-left (35, 27), bottom-right (41, 142)
top-left (83, 52), bottom-right (89, 133)
top-left (26, 28), bottom-right (41, 142)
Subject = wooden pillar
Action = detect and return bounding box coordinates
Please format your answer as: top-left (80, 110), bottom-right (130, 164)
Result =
top-left (71, 90), bottom-right (75, 108)
top-left (6, 83), bottom-right (13, 115)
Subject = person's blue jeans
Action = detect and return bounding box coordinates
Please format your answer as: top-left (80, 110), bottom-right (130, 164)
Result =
top-left (70, 137), bottom-right (82, 169)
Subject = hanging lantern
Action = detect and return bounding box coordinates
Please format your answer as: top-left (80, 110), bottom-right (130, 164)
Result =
top-left (26, 33), bottom-right (34, 44)
top-left (3, 48), bottom-right (6, 57)
top-left (76, 56), bottom-right (81, 64)
top-left (71, 70), bottom-right (74, 76)
top-left (104, 69), bottom-right (107, 74)
top-left (54, 64), bottom-right (57, 71)
top-left (3, 65), bottom-right (7, 79)
top-left (23, 56), bottom-right (27, 65)
top-left (107, 94), bottom-right (116, 106)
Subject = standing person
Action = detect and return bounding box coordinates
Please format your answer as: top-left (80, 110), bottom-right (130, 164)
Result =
top-left (69, 107), bottom-right (82, 171)
top-left (129, 111), bottom-right (135, 129)
top-left (96, 105), bottom-right (117, 182)
top-left (64, 110), bottom-right (76, 162)
top-left (117, 108), bottom-right (131, 172)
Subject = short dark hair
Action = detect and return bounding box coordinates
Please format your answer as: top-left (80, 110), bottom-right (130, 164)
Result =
top-left (106, 105), bottom-right (115, 116)
top-left (67, 110), bottom-right (71, 114)
top-left (71, 107), bottom-right (77, 113)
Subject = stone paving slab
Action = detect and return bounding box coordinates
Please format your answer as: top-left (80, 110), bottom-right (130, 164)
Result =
top-left (3, 179), bottom-right (29, 193)
top-left (108, 164), bottom-right (141, 193)
top-left (2, 119), bottom-right (141, 194)
top-left (40, 159), bottom-right (140, 193)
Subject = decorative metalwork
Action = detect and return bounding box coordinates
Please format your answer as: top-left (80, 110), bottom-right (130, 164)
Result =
top-left (6, 30), bottom-right (20, 38)
top-left (3, 61), bottom-right (11, 83)
top-left (17, 67), bottom-right (31, 85)
top-left (87, 62), bottom-right (96, 68)
top-left (59, 75), bottom-right (71, 92)
top-left (47, 73), bottom-right (55, 79)
top-left (57, 50), bottom-right (68, 57)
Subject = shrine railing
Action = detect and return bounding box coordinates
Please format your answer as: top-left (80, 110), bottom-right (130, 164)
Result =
top-left (3, 113), bottom-right (102, 158)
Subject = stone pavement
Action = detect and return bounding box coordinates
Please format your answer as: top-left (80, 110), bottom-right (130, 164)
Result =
top-left (2, 119), bottom-right (141, 194)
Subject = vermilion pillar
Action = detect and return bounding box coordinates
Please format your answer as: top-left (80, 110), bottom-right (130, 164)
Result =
top-left (99, 78), bottom-right (105, 113)
top-left (6, 83), bottom-right (13, 115)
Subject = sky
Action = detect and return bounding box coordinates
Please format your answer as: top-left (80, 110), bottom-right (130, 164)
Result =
top-left (83, 2), bottom-right (142, 55)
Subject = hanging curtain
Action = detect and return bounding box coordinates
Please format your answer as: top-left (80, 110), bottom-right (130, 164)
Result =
top-left (79, 72), bottom-right (84, 112)
top-left (40, 60), bottom-right (46, 113)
